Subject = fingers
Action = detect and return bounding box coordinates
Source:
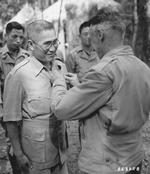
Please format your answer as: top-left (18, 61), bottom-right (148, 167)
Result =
top-left (64, 73), bottom-right (79, 86)
top-left (64, 76), bottom-right (71, 84)
top-left (65, 72), bottom-right (76, 77)
top-left (64, 74), bottom-right (75, 84)
top-left (64, 75), bottom-right (72, 81)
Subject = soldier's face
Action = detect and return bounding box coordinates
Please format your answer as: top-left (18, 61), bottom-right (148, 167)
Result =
top-left (80, 27), bottom-right (91, 47)
top-left (6, 29), bottom-right (24, 50)
top-left (33, 29), bottom-right (58, 63)
top-left (89, 25), bottom-right (104, 59)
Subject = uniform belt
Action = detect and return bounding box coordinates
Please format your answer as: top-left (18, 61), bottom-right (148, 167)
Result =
top-left (23, 118), bottom-right (57, 128)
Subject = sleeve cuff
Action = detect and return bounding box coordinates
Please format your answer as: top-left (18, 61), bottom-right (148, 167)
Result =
top-left (53, 78), bottom-right (67, 88)
top-left (3, 113), bottom-right (22, 122)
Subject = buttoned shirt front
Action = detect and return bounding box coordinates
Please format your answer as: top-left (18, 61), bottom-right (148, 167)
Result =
top-left (3, 56), bottom-right (53, 121)
top-left (65, 45), bottom-right (99, 81)
top-left (3, 56), bottom-right (67, 169)
top-left (52, 46), bottom-right (150, 174)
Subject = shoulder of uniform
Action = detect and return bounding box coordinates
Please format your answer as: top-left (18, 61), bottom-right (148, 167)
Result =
top-left (10, 58), bottom-right (30, 76)
top-left (19, 49), bottom-right (30, 58)
top-left (91, 60), bottom-right (112, 73)
top-left (70, 46), bottom-right (82, 55)
top-left (0, 46), bottom-right (7, 56)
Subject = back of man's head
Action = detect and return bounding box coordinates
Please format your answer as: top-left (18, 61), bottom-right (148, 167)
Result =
top-left (26, 20), bottom-right (54, 42)
top-left (6, 21), bottom-right (25, 35)
top-left (88, 7), bottom-right (125, 36)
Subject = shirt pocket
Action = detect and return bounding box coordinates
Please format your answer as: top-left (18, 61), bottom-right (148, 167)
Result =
top-left (27, 95), bottom-right (51, 117)
top-left (22, 127), bottom-right (46, 162)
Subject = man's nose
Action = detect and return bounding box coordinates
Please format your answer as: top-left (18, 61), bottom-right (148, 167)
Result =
top-left (16, 37), bottom-right (21, 43)
top-left (49, 44), bottom-right (56, 52)
top-left (86, 32), bottom-right (90, 37)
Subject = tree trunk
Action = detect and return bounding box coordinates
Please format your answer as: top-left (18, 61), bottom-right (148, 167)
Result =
top-left (135, 0), bottom-right (149, 62)
top-left (132, 0), bottom-right (138, 51)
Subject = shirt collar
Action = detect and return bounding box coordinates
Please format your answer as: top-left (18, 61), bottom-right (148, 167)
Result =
top-left (30, 56), bottom-right (49, 77)
top-left (102, 45), bottom-right (134, 62)
top-left (1, 44), bottom-right (24, 64)
top-left (77, 45), bottom-right (98, 61)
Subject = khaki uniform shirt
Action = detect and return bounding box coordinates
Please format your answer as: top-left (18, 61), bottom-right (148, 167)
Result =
top-left (65, 45), bottom-right (99, 81)
top-left (3, 56), bottom-right (53, 121)
top-left (0, 45), bottom-right (29, 172)
top-left (3, 56), bottom-right (67, 169)
top-left (0, 45), bottom-right (29, 105)
top-left (52, 46), bottom-right (150, 174)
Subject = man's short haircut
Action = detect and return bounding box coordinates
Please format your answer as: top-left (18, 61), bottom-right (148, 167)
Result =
top-left (6, 22), bottom-right (25, 34)
top-left (26, 20), bottom-right (55, 41)
top-left (79, 21), bottom-right (90, 34)
top-left (88, 7), bottom-right (125, 35)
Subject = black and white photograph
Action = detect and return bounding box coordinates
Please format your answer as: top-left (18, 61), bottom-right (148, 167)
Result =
top-left (0, 0), bottom-right (150, 174)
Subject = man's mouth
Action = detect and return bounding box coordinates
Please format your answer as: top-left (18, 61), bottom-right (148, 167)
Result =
top-left (13, 44), bottom-right (21, 48)
top-left (46, 51), bottom-right (56, 56)
top-left (45, 54), bottom-right (55, 62)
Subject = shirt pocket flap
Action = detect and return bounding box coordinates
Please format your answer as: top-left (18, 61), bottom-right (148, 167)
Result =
top-left (26, 95), bottom-right (51, 116)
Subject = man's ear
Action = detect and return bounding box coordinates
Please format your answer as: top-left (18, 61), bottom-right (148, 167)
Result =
top-left (97, 30), bottom-right (104, 42)
top-left (27, 40), bottom-right (34, 51)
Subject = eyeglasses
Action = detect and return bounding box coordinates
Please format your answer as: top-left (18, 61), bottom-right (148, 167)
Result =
top-left (44, 39), bottom-right (60, 51)
top-left (30, 38), bottom-right (60, 54)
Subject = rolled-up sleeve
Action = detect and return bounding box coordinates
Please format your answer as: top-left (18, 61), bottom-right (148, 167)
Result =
top-left (3, 72), bottom-right (24, 122)
top-left (51, 68), bottom-right (113, 120)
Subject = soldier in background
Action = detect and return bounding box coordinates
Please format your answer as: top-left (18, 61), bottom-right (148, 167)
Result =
top-left (65, 21), bottom-right (99, 82)
top-left (64, 22), bottom-right (99, 174)
top-left (0, 21), bottom-right (27, 174)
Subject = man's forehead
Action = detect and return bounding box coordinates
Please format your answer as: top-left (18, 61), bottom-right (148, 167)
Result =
top-left (42, 37), bottom-right (57, 43)
top-left (35, 29), bottom-right (56, 42)
top-left (9, 29), bottom-right (24, 35)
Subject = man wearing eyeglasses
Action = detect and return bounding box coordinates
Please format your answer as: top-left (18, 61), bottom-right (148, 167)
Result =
top-left (3, 20), bottom-right (68, 174)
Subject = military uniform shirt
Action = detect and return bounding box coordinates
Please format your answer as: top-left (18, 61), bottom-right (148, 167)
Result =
top-left (51, 46), bottom-right (150, 174)
top-left (65, 45), bottom-right (99, 81)
top-left (3, 56), bottom-right (67, 169)
top-left (0, 45), bottom-right (29, 104)
top-left (3, 56), bottom-right (53, 121)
